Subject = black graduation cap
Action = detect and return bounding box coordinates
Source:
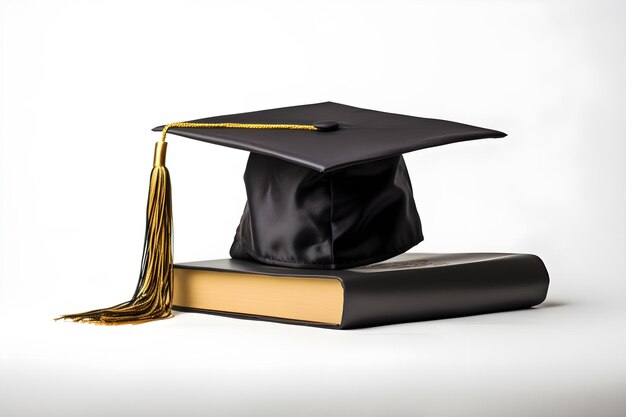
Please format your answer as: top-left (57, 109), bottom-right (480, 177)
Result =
top-left (153, 101), bottom-right (505, 172)
top-left (59, 101), bottom-right (505, 325)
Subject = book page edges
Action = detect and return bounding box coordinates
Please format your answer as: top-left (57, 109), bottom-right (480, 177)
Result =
top-left (173, 269), bottom-right (344, 325)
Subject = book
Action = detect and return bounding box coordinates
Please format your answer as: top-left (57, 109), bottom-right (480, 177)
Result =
top-left (172, 252), bottom-right (549, 329)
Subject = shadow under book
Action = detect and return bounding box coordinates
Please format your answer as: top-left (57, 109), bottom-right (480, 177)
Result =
top-left (172, 252), bottom-right (549, 329)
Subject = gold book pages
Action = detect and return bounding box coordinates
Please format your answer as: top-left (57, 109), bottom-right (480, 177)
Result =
top-left (173, 269), bottom-right (344, 325)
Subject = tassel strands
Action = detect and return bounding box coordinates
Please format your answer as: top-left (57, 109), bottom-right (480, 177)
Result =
top-left (57, 142), bottom-right (173, 325)
top-left (58, 122), bottom-right (319, 325)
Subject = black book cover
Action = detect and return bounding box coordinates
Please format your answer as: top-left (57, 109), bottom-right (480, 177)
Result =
top-left (173, 253), bottom-right (549, 329)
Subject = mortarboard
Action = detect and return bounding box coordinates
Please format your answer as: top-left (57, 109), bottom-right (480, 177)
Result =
top-left (58, 101), bottom-right (505, 325)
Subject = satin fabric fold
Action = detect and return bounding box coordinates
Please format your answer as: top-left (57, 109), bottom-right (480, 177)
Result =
top-left (230, 154), bottom-right (423, 269)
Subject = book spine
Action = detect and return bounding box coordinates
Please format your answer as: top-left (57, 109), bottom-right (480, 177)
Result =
top-left (339, 255), bottom-right (549, 329)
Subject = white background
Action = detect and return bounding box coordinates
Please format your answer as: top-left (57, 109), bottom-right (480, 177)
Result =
top-left (1, 0), bottom-right (625, 416)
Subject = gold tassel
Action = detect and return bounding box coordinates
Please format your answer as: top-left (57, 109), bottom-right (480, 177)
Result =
top-left (57, 122), bottom-right (320, 325)
top-left (57, 142), bottom-right (173, 325)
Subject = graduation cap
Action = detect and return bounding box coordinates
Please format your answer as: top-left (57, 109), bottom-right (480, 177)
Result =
top-left (58, 102), bottom-right (505, 325)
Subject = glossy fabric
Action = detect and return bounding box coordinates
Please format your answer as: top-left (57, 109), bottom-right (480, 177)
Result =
top-left (230, 154), bottom-right (423, 269)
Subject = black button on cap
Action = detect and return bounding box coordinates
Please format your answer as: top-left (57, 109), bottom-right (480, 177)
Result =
top-left (313, 120), bottom-right (339, 131)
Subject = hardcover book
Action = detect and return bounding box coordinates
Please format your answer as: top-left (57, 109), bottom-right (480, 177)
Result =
top-left (172, 252), bottom-right (549, 329)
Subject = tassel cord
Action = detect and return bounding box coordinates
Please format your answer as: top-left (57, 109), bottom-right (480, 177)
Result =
top-left (57, 122), bottom-right (318, 325)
